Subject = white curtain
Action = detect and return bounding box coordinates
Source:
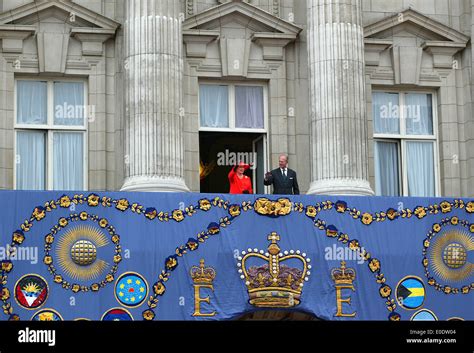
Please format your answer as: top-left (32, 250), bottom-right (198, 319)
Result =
top-left (406, 141), bottom-right (435, 196)
top-left (53, 132), bottom-right (84, 190)
top-left (199, 85), bottom-right (228, 128)
top-left (372, 92), bottom-right (399, 134)
top-left (374, 141), bottom-right (400, 196)
top-left (17, 81), bottom-right (47, 125)
top-left (54, 82), bottom-right (85, 126)
top-left (405, 93), bottom-right (433, 135)
top-left (16, 131), bottom-right (45, 190)
top-left (235, 86), bottom-right (264, 129)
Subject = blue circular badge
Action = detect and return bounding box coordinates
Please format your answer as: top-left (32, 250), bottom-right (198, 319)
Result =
top-left (114, 272), bottom-right (148, 308)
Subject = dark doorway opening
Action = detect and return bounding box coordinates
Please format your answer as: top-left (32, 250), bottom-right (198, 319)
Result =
top-left (199, 132), bottom-right (267, 194)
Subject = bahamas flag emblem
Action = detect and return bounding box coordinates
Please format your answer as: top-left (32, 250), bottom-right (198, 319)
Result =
top-left (396, 277), bottom-right (425, 310)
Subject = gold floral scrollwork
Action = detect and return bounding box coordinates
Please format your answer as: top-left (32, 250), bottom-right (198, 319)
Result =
top-left (254, 198), bottom-right (292, 217)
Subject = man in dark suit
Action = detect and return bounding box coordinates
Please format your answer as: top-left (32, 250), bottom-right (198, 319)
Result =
top-left (264, 154), bottom-right (300, 195)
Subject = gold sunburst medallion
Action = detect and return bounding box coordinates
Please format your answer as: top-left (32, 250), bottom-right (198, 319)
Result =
top-left (428, 230), bottom-right (474, 283)
top-left (56, 225), bottom-right (110, 281)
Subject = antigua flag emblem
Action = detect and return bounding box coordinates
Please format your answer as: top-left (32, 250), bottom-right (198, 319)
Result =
top-left (14, 274), bottom-right (49, 310)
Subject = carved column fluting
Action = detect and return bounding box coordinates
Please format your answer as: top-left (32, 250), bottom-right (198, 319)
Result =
top-left (306, 0), bottom-right (374, 195)
top-left (122, 0), bottom-right (188, 192)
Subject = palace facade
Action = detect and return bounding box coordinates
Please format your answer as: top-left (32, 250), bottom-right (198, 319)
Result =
top-left (0, 0), bottom-right (472, 197)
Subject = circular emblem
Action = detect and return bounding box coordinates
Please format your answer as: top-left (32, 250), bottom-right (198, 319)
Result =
top-left (423, 219), bottom-right (474, 294)
top-left (31, 309), bottom-right (63, 321)
top-left (442, 243), bottom-right (467, 269)
top-left (71, 240), bottom-right (97, 266)
top-left (44, 213), bottom-right (122, 293)
top-left (396, 276), bottom-right (425, 310)
top-left (411, 309), bottom-right (437, 321)
top-left (101, 308), bottom-right (134, 321)
top-left (115, 272), bottom-right (148, 308)
top-left (14, 274), bottom-right (48, 310)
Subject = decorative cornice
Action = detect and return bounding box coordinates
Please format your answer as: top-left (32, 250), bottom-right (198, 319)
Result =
top-left (422, 41), bottom-right (467, 69)
top-left (364, 10), bottom-right (469, 82)
top-left (251, 33), bottom-right (297, 61)
top-left (0, 0), bottom-right (120, 30)
top-left (218, 0), bottom-right (280, 16)
top-left (0, 25), bottom-right (36, 53)
top-left (182, 30), bottom-right (219, 58)
top-left (186, 0), bottom-right (195, 17)
top-left (71, 28), bottom-right (116, 56)
top-left (0, 25), bottom-right (36, 36)
top-left (183, 0), bottom-right (301, 35)
top-left (363, 38), bottom-right (392, 66)
top-left (364, 8), bottom-right (470, 44)
top-left (272, 0), bottom-right (280, 17)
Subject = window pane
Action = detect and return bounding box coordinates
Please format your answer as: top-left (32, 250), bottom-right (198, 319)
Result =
top-left (53, 132), bottom-right (84, 190)
top-left (16, 131), bottom-right (46, 190)
top-left (235, 86), bottom-right (264, 129)
top-left (54, 82), bottom-right (85, 126)
top-left (405, 93), bottom-right (433, 135)
top-left (199, 85), bottom-right (228, 128)
top-left (406, 141), bottom-right (435, 197)
top-left (17, 81), bottom-right (47, 125)
top-left (372, 92), bottom-right (400, 134)
top-left (374, 141), bottom-right (400, 196)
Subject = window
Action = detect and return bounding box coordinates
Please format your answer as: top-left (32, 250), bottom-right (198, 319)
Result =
top-left (199, 83), bottom-right (266, 131)
top-left (372, 91), bottom-right (438, 197)
top-left (15, 79), bottom-right (88, 191)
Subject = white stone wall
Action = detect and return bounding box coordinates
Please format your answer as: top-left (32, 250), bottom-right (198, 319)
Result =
top-left (361, 0), bottom-right (473, 197)
top-left (0, 0), bottom-right (121, 191)
top-left (0, 0), bottom-right (472, 196)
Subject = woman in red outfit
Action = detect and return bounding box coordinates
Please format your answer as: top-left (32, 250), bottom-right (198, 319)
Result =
top-left (228, 162), bottom-right (253, 194)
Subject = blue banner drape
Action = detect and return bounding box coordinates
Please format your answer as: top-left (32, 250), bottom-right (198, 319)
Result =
top-left (0, 191), bottom-right (473, 321)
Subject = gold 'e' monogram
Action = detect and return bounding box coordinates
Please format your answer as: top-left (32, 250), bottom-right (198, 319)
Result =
top-left (331, 261), bottom-right (357, 317)
top-left (190, 259), bottom-right (216, 317)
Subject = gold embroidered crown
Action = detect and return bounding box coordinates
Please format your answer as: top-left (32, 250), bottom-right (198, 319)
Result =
top-left (237, 232), bottom-right (311, 308)
top-left (331, 261), bottom-right (356, 285)
top-left (190, 259), bottom-right (216, 284)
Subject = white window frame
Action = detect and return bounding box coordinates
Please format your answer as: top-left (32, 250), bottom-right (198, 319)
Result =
top-left (373, 138), bottom-right (403, 196)
top-left (13, 77), bottom-right (89, 191)
top-left (373, 89), bottom-right (440, 197)
top-left (198, 80), bottom-right (270, 194)
top-left (198, 81), bottom-right (268, 133)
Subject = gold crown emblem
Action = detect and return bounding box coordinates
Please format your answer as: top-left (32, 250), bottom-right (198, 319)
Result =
top-left (331, 261), bottom-right (356, 285)
top-left (237, 232), bottom-right (311, 308)
top-left (190, 259), bottom-right (216, 284)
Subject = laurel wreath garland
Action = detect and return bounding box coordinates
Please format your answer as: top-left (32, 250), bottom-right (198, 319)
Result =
top-left (0, 194), bottom-right (473, 321)
top-left (303, 215), bottom-right (399, 320)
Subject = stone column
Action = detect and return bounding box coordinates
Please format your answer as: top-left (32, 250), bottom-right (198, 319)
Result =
top-left (121, 0), bottom-right (189, 192)
top-left (306, 0), bottom-right (374, 195)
